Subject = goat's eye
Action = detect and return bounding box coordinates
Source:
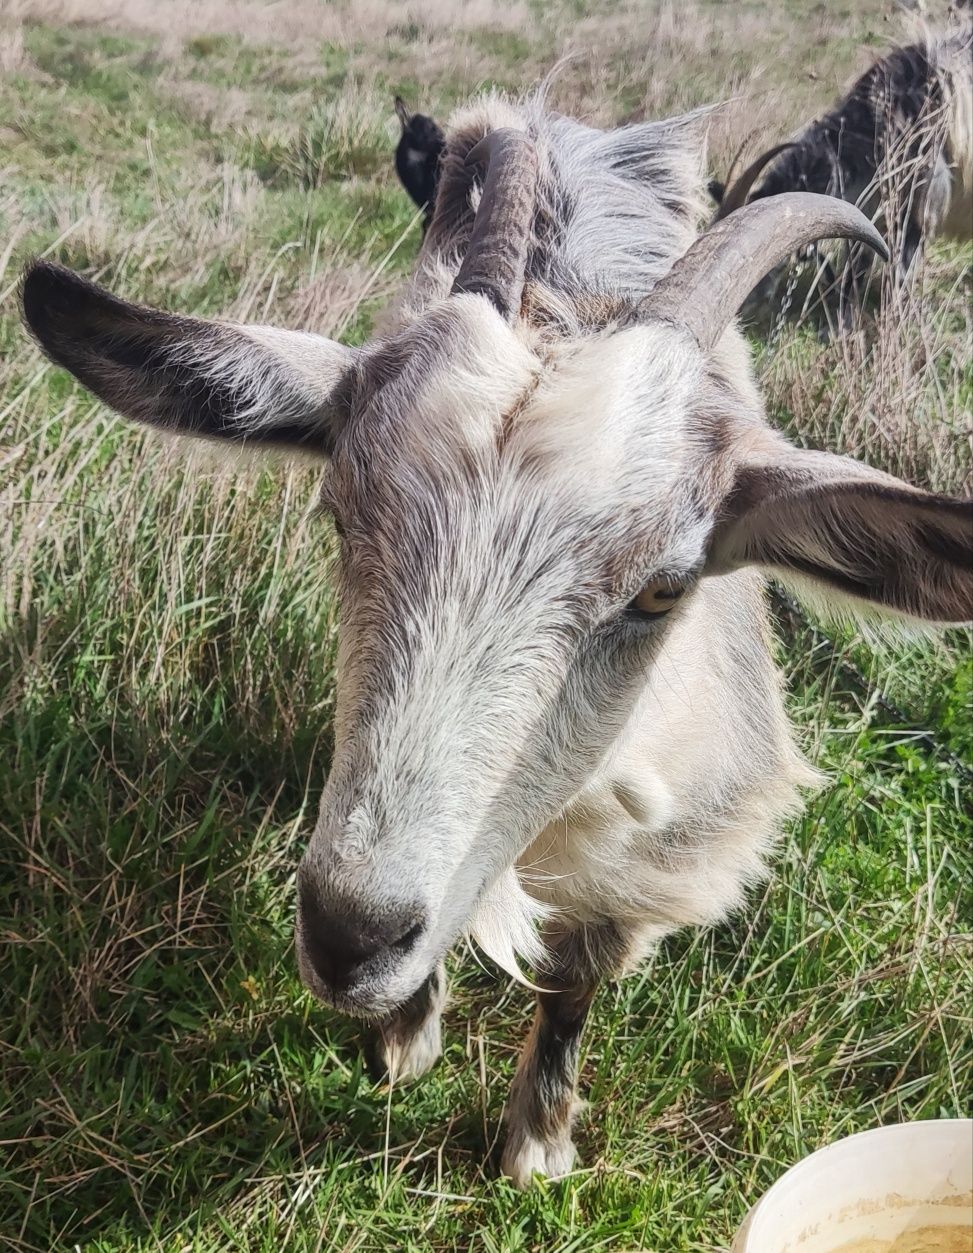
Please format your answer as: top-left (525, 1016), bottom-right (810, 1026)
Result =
top-left (626, 578), bottom-right (686, 621)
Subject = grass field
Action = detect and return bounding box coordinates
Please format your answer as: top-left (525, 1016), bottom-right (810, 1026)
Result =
top-left (1, 1), bottom-right (971, 1249)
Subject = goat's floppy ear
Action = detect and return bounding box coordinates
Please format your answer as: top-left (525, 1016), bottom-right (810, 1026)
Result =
top-left (21, 261), bottom-right (358, 457)
top-left (707, 178), bottom-right (726, 206)
top-left (708, 449), bottom-right (973, 624)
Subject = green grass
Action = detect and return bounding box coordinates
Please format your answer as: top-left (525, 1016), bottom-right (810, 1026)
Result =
top-left (1, 3), bottom-right (971, 1250)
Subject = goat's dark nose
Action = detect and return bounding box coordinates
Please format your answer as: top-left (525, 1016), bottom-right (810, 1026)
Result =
top-left (298, 882), bottom-right (426, 991)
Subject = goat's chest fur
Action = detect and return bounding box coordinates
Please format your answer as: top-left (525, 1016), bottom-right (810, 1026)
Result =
top-left (518, 571), bottom-right (818, 960)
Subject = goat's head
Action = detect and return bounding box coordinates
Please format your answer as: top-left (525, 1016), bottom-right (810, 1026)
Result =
top-left (22, 130), bottom-right (972, 1017)
top-left (394, 95), bottom-right (445, 226)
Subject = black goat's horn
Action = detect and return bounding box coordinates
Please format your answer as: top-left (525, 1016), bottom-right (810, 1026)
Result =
top-left (716, 143), bottom-right (798, 218)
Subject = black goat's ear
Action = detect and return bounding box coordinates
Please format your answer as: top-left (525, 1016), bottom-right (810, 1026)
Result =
top-left (21, 261), bottom-right (358, 457)
top-left (707, 178), bottom-right (726, 205)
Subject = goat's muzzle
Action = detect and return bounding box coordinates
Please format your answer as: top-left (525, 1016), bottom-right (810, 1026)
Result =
top-left (295, 865), bottom-right (430, 1016)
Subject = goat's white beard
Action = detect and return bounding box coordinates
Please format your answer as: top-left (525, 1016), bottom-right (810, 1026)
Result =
top-left (466, 866), bottom-right (552, 989)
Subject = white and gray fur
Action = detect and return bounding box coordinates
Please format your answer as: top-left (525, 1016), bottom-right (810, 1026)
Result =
top-left (20, 90), bottom-right (973, 1187)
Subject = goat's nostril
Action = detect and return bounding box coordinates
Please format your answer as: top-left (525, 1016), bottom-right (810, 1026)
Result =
top-left (391, 919), bottom-right (425, 953)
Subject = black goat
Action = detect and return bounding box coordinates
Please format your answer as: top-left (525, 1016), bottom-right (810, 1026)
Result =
top-left (714, 22), bottom-right (972, 326)
top-left (394, 97), bottom-right (445, 232)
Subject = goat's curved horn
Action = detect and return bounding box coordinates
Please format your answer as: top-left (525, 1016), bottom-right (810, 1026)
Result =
top-left (394, 96), bottom-right (412, 129)
top-left (715, 143), bottom-right (797, 219)
top-left (450, 128), bottom-right (538, 322)
top-left (639, 192), bottom-right (888, 351)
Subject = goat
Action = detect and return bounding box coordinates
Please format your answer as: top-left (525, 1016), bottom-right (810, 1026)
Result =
top-left (21, 93), bottom-right (973, 1186)
top-left (394, 96), bottom-right (445, 232)
top-left (713, 22), bottom-right (973, 326)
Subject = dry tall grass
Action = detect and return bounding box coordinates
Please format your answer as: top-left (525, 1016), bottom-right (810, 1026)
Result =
top-left (762, 245), bottom-right (972, 493)
top-left (8, 0), bottom-right (959, 158)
